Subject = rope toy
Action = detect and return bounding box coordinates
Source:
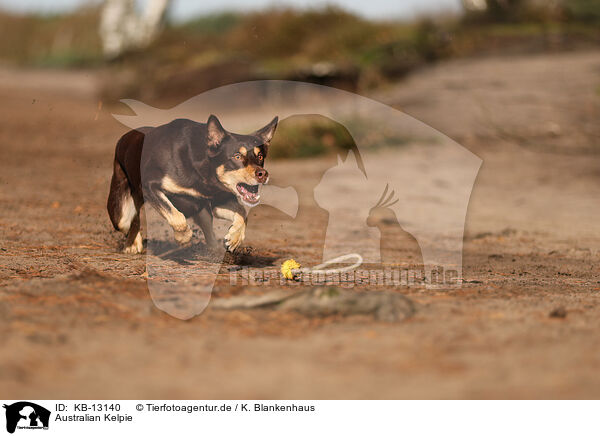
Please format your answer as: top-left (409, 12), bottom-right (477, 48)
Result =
top-left (281, 253), bottom-right (363, 281)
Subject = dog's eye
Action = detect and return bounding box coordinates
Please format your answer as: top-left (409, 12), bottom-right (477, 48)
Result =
top-left (257, 153), bottom-right (263, 162)
top-left (233, 153), bottom-right (242, 160)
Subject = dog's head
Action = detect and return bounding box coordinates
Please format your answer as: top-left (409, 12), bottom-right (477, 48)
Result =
top-left (207, 114), bottom-right (278, 207)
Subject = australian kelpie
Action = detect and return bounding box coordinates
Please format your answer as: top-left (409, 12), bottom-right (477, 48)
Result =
top-left (107, 115), bottom-right (278, 254)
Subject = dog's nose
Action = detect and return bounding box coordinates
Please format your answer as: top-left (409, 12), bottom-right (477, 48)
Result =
top-left (255, 168), bottom-right (268, 183)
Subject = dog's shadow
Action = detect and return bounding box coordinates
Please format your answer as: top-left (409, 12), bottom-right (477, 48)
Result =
top-left (147, 239), bottom-right (279, 269)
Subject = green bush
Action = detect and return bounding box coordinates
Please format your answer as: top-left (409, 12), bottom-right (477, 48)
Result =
top-left (269, 115), bottom-right (355, 159)
top-left (179, 12), bottom-right (241, 35)
top-left (268, 115), bottom-right (421, 160)
top-left (564, 0), bottom-right (600, 23)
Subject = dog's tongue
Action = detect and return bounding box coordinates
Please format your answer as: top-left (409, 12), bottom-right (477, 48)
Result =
top-left (237, 183), bottom-right (260, 204)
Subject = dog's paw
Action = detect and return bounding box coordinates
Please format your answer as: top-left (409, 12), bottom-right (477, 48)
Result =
top-left (224, 225), bottom-right (245, 252)
top-left (174, 225), bottom-right (193, 245)
top-left (123, 244), bottom-right (142, 254)
top-left (123, 233), bottom-right (143, 254)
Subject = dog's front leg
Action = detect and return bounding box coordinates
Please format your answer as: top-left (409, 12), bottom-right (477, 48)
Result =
top-left (213, 201), bottom-right (246, 252)
top-left (144, 181), bottom-right (193, 245)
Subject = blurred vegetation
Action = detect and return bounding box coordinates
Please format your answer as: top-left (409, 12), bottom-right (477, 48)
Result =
top-left (463, 0), bottom-right (600, 24)
top-left (0, 2), bottom-right (598, 97)
top-left (0, 6), bottom-right (102, 67)
top-left (270, 116), bottom-right (356, 159)
top-left (98, 7), bottom-right (453, 103)
top-left (0, 1), bottom-right (598, 158)
top-left (463, 0), bottom-right (559, 23)
top-left (564, 0), bottom-right (600, 23)
top-left (270, 115), bottom-right (435, 160)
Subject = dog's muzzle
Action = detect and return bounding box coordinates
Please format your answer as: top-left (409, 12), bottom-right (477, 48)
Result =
top-left (255, 167), bottom-right (268, 184)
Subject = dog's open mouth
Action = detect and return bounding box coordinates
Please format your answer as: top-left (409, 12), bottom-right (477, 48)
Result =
top-left (236, 183), bottom-right (260, 205)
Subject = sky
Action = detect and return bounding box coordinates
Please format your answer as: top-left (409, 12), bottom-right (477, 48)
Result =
top-left (0, 0), bottom-right (462, 21)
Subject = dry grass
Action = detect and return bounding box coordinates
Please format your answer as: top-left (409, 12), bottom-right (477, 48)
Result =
top-left (0, 6), bottom-right (102, 67)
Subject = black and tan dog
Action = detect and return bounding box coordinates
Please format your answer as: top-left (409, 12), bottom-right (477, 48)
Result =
top-left (107, 115), bottom-right (278, 254)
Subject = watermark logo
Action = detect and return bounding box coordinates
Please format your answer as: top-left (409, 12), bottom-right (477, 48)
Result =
top-left (3, 402), bottom-right (50, 434)
top-left (112, 80), bottom-right (481, 319)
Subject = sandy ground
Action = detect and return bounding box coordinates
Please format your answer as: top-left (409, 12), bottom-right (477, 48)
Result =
top-left (1, 50), bottom-right (600, 399)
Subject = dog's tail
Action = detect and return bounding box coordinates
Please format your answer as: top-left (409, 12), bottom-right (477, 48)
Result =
top-left (107, 129), bottom-right (147, 232)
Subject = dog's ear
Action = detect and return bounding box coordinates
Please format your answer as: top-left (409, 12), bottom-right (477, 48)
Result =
top-left (254, 116), bottom-right (278, 143)
top-left (207, 115), bottom-right (226, 152)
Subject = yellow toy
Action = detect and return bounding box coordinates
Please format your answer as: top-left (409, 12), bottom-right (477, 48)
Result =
top-left (281, 254), bottom-right (363, 281)
top-left (281, 259), bottom-right (301, 280)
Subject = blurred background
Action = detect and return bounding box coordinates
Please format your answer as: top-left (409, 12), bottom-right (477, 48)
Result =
top-left (0, 0), bottom-right (598, 104)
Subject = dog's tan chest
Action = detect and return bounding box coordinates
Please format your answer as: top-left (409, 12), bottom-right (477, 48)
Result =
top-left (161, 175), bottom-right (206, 198)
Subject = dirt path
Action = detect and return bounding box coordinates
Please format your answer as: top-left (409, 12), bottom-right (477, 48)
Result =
top-left (1, 51), bottom-right (600, 399)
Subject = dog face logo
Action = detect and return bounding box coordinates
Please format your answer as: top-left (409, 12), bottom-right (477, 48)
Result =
top-left (209, 115), bottom-right (277, 207)
top-left (3, 402), bottom-right (50, 434)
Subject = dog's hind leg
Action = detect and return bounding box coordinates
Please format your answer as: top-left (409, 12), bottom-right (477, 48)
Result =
top-left (193, 207), bottom-right (218, 248)
top-left (108, 160), bottom-right (143, 253)
top-left (123, 213), bottom-right (143, 253)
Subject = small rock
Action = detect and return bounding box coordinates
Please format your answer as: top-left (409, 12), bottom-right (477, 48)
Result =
top-left (211, 288), bottom-right (416, 322)
top-left (543, 121), bottom-right (561, 137)
top-left (549, 307), bottom-right (567, 318)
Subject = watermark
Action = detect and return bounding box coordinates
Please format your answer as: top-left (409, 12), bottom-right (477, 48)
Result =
top-left (110, 80), bottom-right (482, 319)
top-left (3, 402), bottom-right (51, 434)
top-left (230, 266), bottom-right (459, 288)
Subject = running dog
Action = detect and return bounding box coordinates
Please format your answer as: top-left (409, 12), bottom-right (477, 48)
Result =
top-left (107, 115), bottom-right (278, 253)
